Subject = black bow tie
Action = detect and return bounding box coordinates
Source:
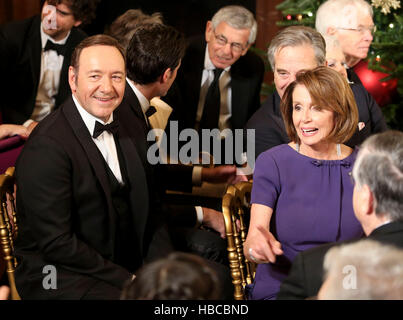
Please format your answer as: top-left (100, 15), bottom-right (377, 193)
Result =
top-left (93, 120), bottom-right (119, 138)
top-left (44, 39), bottom-right (66, 56)
top-left (145, 106), bottom-right (157, 118)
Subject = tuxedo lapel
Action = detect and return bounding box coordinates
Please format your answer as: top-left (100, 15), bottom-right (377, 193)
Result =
top-left (62, 97), bottom-right (117, 236)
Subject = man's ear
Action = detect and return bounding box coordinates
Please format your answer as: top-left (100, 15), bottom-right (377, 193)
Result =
top-left (73, 20), bottom-right (82, 28)
top-left (68, 66), bottom-right (77, 92)
top-left (205, 21), bottom-right (213, 42)
top-left (362, 184), bottom-right (374, 216)
top-left (161, 68), bottom-right (172, 84)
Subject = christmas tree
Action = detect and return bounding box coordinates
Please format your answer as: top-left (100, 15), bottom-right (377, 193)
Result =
top-left (274, 0), bottom-right (403, 130)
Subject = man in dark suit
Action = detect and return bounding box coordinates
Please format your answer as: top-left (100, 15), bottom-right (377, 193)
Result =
top-left (14, 35), bottom-right (170, 299)
top-left (245, 26), bottom-right (387, 160)
top-left (277, 130), bottom-right (403, 299)
top-left (117, 23), bottom-right (242, 266)
top-left (0, 0), bottom-right (98, 137)
top-left (163, 5), bottom-right (264, 164)
top-left (115, 24), bottom-right (236, 298)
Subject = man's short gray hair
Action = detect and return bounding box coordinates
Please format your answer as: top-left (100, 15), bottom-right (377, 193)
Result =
top-left (267, 26), bottom-right (326, 70)
top-left (352, 131), bottom-right (403, 221)
top-left (322, 239), bottom-right (403, 300)
top-left (316, 0), bottom-right (373, 36)
top-left (211, 5), bottom-right (257, 44)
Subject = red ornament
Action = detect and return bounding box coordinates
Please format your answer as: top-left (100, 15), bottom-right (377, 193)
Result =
top-left (286, 15), bottom-right (292, 20)
top-left (353, 60), bottom-right (398, 107)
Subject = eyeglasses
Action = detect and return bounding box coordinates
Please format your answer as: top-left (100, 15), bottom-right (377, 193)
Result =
top-left (213, 32), bottom-right (247, 54)
top-left (337, 25), bottom-right (377, 35)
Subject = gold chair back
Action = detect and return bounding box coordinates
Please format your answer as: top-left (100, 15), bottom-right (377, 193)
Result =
top-left (0, 167), bottom-right (21, 300)
top-left (222, 181), bottom-right (256, 300)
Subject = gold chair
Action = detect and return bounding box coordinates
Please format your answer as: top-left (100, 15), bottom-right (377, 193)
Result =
top-left (222, 181), bottom-right (256, 300)
top-left (0, 167), bottom-right (21, 300)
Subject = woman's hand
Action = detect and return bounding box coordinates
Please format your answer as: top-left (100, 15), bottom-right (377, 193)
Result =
top-left (244, 204), bottom-right (283, 263)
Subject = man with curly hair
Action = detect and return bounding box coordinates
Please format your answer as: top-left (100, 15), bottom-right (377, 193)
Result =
top-left (0, 0), bottom-right (99, 139)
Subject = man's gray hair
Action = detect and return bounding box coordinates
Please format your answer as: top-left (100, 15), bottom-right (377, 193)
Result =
top-left (211, 5), bottom-right (257, 44)
top-left (267, 26), bottom-right (326, 70)
top-left (316, 0), bottom-right (373, 36)
top-left (322, 239), bottom-right (403, 300)
top-left (352, 131), bottom-right (403, 221)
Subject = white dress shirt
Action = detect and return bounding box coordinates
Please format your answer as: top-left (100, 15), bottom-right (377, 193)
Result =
top-left (195, 45), bottom-right (232, 136)
top-left (73, 95), bottom-right (123, 184)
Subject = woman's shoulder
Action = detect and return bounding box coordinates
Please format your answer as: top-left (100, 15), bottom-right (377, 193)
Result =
top-left (256, 144), bottom-right (297, 165)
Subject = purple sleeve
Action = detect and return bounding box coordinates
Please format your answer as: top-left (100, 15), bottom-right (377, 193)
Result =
top-left (251, 152), bottom-right (281, 209)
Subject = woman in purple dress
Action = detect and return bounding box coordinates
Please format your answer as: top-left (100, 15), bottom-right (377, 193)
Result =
top-left (244, 67), bottom-right (364, 300)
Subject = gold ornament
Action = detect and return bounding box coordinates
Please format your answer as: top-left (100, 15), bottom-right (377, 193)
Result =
top-left (371, 0), bottom-right (401, 15)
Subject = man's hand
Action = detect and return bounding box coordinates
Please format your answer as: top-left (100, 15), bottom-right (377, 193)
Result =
top-left (244, 225), bottom-right (283, 264)
top-left (201, 207), bottom-right (226, 239)
top-left (201, 165), bottom-right (248, 184)
top-left (0, 124), bottom-right (30, 140)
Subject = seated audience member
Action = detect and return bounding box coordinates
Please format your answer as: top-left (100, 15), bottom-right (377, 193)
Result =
top-left (115, 25), bottom-right (240, 289)
top-left (15, 35), bottom-right (172, 299)
top-left (163, 5), bottom-right (264, 164)
top-left (277, 130), bottom-right (403, 299)
top-left (107, 9), bottom-right (171, 133)
top-left (245, 26), bottom-right (387, 160)
top-left (121, 252), bottom-right (221, 300)
top-left (0, 0), bottom-right (98, 139)
top-left (318, 240), bottom-right (403, 300)
top-left (244, 67), bottom-right (364, 300)
top-left (316, 0), bottom-right (375, 84)
top-left (112, 16), bottom-right (243, 262)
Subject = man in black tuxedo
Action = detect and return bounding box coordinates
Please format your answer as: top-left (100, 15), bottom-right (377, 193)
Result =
top-left (117, 23), bottom-right (242, 266)
top-left (116, 24), bottom-right (236, 298)
top-left (14, 35), bottom-right (170, 299)
top-left (163, 5), bottom-right (264, 164)
top-left (0, 0), bottom-right (98, 137)
top-left (277, 130), bottom-right (403, 299)
top-left (245, 26), bottom-right (387, 160)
